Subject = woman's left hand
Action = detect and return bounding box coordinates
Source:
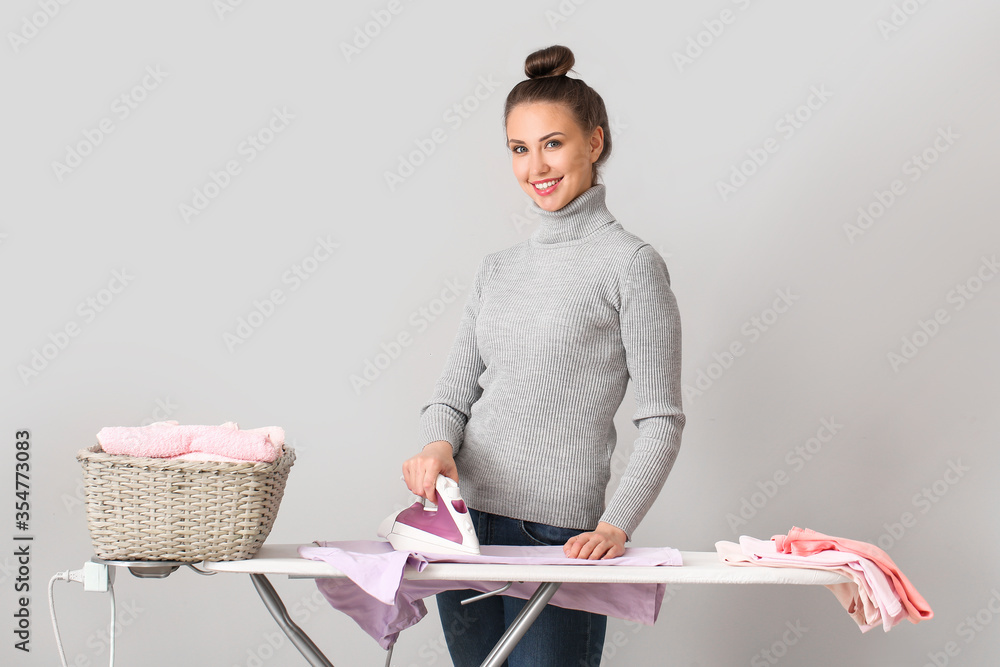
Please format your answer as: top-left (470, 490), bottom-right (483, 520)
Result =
top-left (563, 522), bottom-right (627, 560)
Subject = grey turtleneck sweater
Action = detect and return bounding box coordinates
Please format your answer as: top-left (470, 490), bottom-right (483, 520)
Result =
top-left (418, 184), bottom-right (685, 538)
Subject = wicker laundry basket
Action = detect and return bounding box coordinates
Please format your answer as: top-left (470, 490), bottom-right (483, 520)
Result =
top-left (76, 444), bottom-right (295, 562)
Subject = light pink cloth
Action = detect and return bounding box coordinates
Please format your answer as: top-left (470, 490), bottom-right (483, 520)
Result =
top-left (298, 540), bottom-right (682, 650)
top-left (715, 527), bottom-right (934, 633)
top-left (96, 420), bottom-right (284, 463)
top-left (716, 537), bottom-right (906, 632)
top-left (774, 526), bottom-right (932, 623)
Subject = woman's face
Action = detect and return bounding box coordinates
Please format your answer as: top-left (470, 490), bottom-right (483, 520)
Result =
top-left (506, 102), bottom-right (604, 211)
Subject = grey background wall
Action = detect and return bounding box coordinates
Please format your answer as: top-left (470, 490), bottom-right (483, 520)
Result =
top-left (2, 1), bottom-right (998, 665)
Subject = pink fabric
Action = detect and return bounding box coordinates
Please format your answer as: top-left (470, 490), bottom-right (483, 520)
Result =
top-left (717, 537), bottom-right (906, 632)
top-left (773, 526), bottom-right (932, 623)
top-left (717, 539), bottom-right (875, 629)
top-left (716, 528), bottom-right (932, 633)
top-left (742, 536), bottom-right (904, 622)
top-left (298, 540), bottom-right (682, 650)
top-left (96, 420), bottom-right (284, 463)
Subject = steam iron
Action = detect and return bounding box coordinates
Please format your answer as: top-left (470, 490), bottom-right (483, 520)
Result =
top-left (377, 474), bottom-right (481, 555)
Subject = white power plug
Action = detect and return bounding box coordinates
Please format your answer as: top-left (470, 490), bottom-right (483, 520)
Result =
top-left (50, 562), bottom-right (117, 667)
top-left (83, 562), bottom-right (110, 592)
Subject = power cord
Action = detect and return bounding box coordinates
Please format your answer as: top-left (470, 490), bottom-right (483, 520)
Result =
top-left (49, 564), bottom-right (116, 667)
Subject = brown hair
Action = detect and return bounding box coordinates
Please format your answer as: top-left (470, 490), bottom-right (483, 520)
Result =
top-left (503, 45), bottom-right (612, 183)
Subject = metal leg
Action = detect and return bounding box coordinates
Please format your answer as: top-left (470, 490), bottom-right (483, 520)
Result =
top-left (462, 582), bottom-right (512, 605)
top-left (479, 581), bottom-right (562, 667)
top-left (250, 573), bottom-right (335, 667)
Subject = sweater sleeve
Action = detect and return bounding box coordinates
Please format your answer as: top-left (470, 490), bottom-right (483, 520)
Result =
top-left (417, 256), bottom-right (489, 456)
top-left (599, 244), bottom-right (686, 538)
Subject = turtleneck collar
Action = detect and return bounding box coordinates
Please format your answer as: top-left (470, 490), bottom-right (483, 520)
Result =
top-left (529, 183), bottom-right (617, 247)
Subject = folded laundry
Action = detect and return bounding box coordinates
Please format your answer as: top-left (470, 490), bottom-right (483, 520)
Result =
top-left (299, 540), bottom-right (682, 650)
top-left (716, 526), bottom-right (931, 633)
top-left (775, 526), bottom-right (932, 624)
top-left (96, 421), bottom-right (284, 463)
top-left (717, 537), bottom-right (904, 632)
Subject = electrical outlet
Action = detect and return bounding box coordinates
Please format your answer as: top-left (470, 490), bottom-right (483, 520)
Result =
top-left (83, 562), bottom-right (109, 592)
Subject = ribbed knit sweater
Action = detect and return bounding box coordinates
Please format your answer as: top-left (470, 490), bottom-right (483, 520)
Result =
top-left (418, 184), bottom-right (685, 538)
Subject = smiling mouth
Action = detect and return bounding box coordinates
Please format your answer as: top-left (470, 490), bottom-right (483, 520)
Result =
top-left (532, 177), bottom-right (562, 192)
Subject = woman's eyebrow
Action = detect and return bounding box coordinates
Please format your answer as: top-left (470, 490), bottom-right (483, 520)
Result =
top-left (507, 131), bottom-right (566, 145)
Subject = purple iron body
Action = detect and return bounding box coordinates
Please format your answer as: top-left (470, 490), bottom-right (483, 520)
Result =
top-left (378, 474), bottom-right (481, 555)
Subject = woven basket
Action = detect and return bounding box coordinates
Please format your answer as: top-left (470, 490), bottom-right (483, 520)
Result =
top-left (76, 444), bottom-right (295, 562)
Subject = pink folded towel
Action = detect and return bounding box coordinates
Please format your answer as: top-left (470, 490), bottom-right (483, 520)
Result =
top-left (96, 421), bottom-right (284, 463)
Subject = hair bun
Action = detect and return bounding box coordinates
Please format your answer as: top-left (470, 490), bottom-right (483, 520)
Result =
top-left (524, 44), bottom-right (575, 79)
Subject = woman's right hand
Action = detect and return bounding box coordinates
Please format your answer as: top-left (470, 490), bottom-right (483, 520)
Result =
top-left (402, 440), bottom-right (458, 503)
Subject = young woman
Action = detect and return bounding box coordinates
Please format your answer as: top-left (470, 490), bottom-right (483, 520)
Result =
top-left (402, 44), bottom-right (685, 666)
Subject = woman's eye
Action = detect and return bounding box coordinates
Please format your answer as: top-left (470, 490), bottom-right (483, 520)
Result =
top-left (512, 146), bottom-right (526, 154)
top-left (546, 140), bottom-right (560, 148)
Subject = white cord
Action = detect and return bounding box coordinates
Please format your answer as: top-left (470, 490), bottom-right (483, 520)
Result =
top-left (49, 569), bottom-right (116, 667)
top-left (108, 578), bottom-right (116, 667)
top-left (49, 572), bottom-right (71, 667)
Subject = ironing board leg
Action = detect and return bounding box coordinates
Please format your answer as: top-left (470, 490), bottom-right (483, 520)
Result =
top-left (479, 581), bottom-right (563, 667)
top-left (250, 573), bottom-right (335, 667)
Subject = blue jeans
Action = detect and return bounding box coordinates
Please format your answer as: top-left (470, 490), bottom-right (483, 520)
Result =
top-left (435, 508), bottom-right (607, 667)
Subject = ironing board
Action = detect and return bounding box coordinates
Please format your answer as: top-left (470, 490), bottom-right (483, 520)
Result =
top-left (194, 544), bottom-right (850, 667)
